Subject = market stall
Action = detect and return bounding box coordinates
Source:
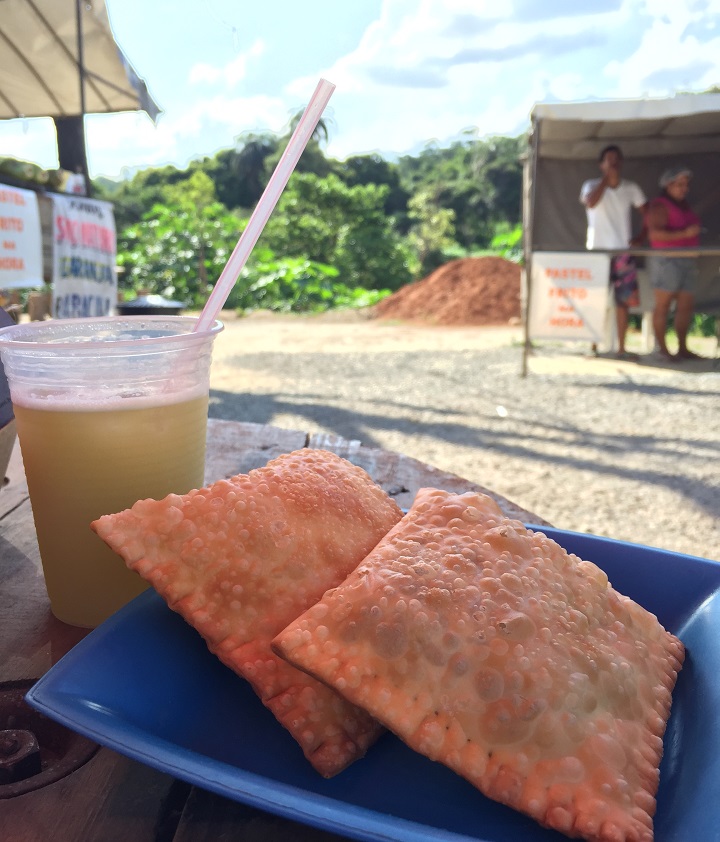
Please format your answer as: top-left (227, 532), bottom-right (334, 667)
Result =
top-left (522, 94), bottom-right (720, 369)
top-left (0, 0), bottom-right (159, 186)
top-left (0, 0), bottom-right (159, 319)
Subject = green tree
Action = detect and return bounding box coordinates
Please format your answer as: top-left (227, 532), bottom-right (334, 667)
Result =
top-left (489, 222), bottom-right (524, 263)
top-left (406, 189), bottom-right (457, 275)
top-left (262, 111), bottom-right (334, 182)
top-left (477, 135), bottom-right (525, 228)
top-left (233, 249), bottom-right (389, 313)
top-left (333, 153), bottom-right (410, 220)
top-left (117, 173), bottom-right (246, 307)
top-left (206, 131), bottom-right (280, 211)
top-left (261, 172), bottom-right (412, 291)
top-left (397, 132), bottom-right (524, 249)
top-left (162, 169), bottom-right (216, 209)
top-left (95, 163), bottom-right (189, 232)
top-left (103, 127), bottom-right (527, 308)
top-left (288, 110), bottom-right (332, 145)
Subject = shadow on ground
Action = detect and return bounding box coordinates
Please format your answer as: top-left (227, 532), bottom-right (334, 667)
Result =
top-left (209, 386), bottom-right (720, 522)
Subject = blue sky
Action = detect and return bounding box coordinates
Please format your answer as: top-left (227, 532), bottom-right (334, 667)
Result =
top-left (1, 0), bottom-right (718, 179)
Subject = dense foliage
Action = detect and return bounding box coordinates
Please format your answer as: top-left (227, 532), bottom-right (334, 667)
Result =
top-left (96, 125), bottom-right (526, 313)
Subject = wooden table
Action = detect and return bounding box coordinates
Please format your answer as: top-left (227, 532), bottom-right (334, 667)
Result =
top-left (0, 419), bottom-right (549, 841)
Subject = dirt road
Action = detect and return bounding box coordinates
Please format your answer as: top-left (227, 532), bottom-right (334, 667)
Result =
top-left (207, 310), bottom-right (720, 562)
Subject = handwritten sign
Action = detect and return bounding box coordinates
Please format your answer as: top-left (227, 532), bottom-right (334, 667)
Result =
top-left (0, 184), bottom-right (43, 289)
top-left (528, 252), bottom-right (610, 342)
top-left (51, 194), bottom-right (117, 319)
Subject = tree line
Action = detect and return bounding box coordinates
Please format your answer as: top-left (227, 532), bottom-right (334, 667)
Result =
top-left (94, 125), bottom-right (525, 313)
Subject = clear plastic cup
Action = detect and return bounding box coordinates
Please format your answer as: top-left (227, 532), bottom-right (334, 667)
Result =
top-left (0, 316), bottom-right (223, 628)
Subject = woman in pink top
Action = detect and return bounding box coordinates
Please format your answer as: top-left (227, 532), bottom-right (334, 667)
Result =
top-left (647, 166), bottom-right (702, 361)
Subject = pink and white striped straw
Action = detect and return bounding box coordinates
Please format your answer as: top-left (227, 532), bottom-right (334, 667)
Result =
top-left (194, 78), bottom-right (336, 332)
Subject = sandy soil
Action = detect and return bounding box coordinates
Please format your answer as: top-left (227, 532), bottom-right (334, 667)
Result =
top-left (210, 308), bottom-right (718, 378)
top-left (207, 309), bottom-right (720, 561)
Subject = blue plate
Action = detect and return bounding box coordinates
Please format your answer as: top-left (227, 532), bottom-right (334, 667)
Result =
top-left (26, 527), bottom-right (720, 842)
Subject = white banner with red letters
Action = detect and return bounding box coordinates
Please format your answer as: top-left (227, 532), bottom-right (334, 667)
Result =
top-left (0, 183), bottom-right (43, 289)
top-left (51, 193), bottom-right (117, 319)
top-left (528, 251), bottom-right (610, 342)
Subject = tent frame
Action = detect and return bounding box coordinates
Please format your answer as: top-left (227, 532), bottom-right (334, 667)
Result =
top-left (522, 94), bottom-right (720, 375)
top-left (0, 0), bottom-right (160, 188)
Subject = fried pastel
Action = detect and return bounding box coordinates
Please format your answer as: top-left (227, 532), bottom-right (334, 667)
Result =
top-left (92, 449), bottom-right (402, 777)
top-left (274, 488), bottom-right (685, 841)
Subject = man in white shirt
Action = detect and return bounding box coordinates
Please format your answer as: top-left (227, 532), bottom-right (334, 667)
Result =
top-left (580, 145), bottom-right (647, 357)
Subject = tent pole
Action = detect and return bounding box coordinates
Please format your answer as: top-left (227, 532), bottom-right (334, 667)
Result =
top-left (75, 0), bottom-right (92, 197)
top-left (521, 115), bottom-right (540, 377)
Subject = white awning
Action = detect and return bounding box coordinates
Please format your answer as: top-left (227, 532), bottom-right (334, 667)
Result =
top-left (0, 0), bottom-right (160, 122)
top-left (531, 94), bottom-right (720, 159)
top-left (524, 94), bottom-right (720, 257)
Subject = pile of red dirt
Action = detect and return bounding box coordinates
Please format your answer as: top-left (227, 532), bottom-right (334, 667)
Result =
top-left (372, 256), bottom-right (521, 326)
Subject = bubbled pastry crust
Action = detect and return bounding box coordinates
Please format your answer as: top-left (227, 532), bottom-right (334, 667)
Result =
top-left (92, 449), bottom-right (403, 777)
top-left (273, 488), bottom-right (685, 841)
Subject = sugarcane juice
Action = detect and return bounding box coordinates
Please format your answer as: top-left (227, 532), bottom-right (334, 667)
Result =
top-left (14, 394), bottom-right (209, 628)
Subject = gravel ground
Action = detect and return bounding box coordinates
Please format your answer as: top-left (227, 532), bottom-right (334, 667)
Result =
top-left (207, 312), bottom-right (720, 562)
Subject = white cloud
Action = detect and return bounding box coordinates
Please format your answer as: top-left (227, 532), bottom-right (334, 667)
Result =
top-left (315, 0), bottom-right (618, 89)
top-left (545, 72), bottom-right (593, 102)
top-left (7, 0), bottom-right (720, 180)
top-left (188, 63), bottom-right (223, 85)
top-left (86, 112), bottom-right (181, 175)
top-left (293, 0), bottom-right (621, 109)
top-left (296, 0), bottom-right (618, 160)
top-left (188, 39), bottom-right (265, 89)
top-left (181, 93), bottom-right (289, 135)
top-left (604, 2), bottom-right (720, 96)
top-left (292, 0), bottom-right (720, 164)
top-left (0, 118), bottom-right (59, 170)
top-left (85, 92), bottom-right (291, 177)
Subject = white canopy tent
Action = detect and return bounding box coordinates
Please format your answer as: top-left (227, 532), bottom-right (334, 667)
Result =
top-left (0, 1), bottom-right (159, 297)
top-left (0, 0), bottom-right (159, 121)
top-left (0, 0), bottom-right (160, 185)
top-left (522, 94), bottom-right (720, 370)
top-left (525, 94), bottom-right (720, 254)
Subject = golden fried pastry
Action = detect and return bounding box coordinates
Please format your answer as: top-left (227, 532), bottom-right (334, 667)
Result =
top-left (274, 488), bottom-right (684, 840)
top-left (92, 449), bottom-right (403, 777)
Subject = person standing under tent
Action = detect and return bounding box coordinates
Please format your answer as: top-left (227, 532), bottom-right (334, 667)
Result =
top-left (580, 145), bottom-right (648, 358)
top-left (646, 166), bottom-right (702, 361)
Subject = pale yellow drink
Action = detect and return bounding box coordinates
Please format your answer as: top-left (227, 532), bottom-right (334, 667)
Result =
top-left (0, 315), bottom-right (222, 629)
top-left (14, 395), bottom-right (209, 628)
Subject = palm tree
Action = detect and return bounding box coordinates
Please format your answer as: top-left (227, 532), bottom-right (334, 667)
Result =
top-left (214, 132), bottom-right (280, 209)
top-left (263, 109), bottom-right (334, 180)
top-left (287, 109), bottom-right (333, 146)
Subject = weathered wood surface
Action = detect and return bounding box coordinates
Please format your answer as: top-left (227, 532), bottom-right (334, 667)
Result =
top-left (0, 419), bottom-right (547, 841)
top-left (204, 420), bottom-right (306, 484)
top-left (307, 430), bottom-right (550, 525)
